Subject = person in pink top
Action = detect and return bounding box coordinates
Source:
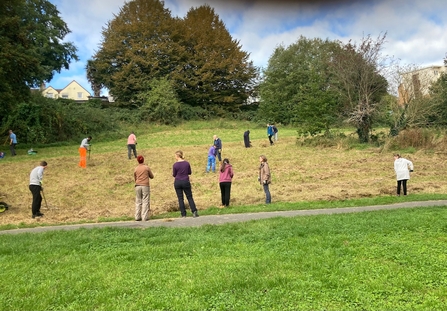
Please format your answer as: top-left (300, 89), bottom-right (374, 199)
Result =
top-left (127, 131), bottom-right (137, 159)
top-left (219, 158), bottom-right (234, 208)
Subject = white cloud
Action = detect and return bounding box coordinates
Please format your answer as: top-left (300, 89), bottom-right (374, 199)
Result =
top-left (48, 0), bottom-right (447, 93)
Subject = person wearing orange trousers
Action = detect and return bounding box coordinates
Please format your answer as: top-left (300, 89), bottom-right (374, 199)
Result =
top-left (79, 136), bottom-right (92, 168)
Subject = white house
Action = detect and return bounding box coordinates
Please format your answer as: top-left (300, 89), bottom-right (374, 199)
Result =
top-left (41, 80), bottom-right (91, 101)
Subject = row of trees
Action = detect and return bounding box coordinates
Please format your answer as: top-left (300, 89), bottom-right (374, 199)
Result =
top-left (2, 0), bottom-right (447, 144)
top-left (258, 34), bottom-right (447, 143)
top-left (258, 35), bottom-right (389, 143)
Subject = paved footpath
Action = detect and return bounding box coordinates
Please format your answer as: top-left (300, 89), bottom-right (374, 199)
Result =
top-left (1, 200), bottom-right (447, 235)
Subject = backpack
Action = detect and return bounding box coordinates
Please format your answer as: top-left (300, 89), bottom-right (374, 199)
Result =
top-left (272, 126), bottom-right (278, 133)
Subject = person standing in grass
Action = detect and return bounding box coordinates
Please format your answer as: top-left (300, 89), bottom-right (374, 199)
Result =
top-left (258, 155), bottom-right (272, 204)
top-left (127, 131), bottom-right (137, 160)
top-left (267, 124), bottom-right (274, 146)
top-left (272, 124), bottom-right (278, 142)
top-left (9, 129), bottom-right (17, 156)
top-left (213, 134), bottom-right (222, 164)
top-left (29, 161), bottom-right (47, 218)
top-left (79, 136), bottom-right (92, 168)
top-left (206, 144), bottom-right (217, 173)
top-left (219, 158), bottom-right (234, 208)
top-left (394, 153), bottom-right (414, 196)
top-left (134, 155), bottom-right (154, 221)
top-left (173, 150), bottom-right (199, 218)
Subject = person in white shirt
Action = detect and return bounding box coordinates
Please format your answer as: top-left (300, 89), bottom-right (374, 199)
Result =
top-left (79, 136), bottom-right (92, 168)
top-left (29, 161), bottom-right (47, 218)
top-left (394, 154), bottom-right (414, 196)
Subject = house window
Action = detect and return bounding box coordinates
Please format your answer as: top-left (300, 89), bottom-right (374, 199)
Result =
top-left (77, 92), bottom-right (83, 99)
top-left (62, 94), bottom-right (69, 99)
top-left (46, 93), bottom-right (53, 98)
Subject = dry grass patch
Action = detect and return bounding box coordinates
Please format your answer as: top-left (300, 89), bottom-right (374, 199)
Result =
top-left (1, 132), bottom-right (447, 226)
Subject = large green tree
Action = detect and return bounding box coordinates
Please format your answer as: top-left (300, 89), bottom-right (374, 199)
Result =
top-left (0, 0), bottom-right (78, 125)
top-left (87, 0), bottom-right (257, 114)
top-left (87, 0), bottom-right (179, 106)
top-left (258, 37), bottom-right (341, 134)
top-left (173, 4), bottom-right (257, 113)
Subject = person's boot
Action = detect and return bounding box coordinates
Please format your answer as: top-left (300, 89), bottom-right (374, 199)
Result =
top-left (193, 211), bottom-right (199, 218)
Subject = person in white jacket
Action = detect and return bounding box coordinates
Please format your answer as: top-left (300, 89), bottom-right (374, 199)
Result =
top-left (394, 154), bottom-right (414, 196)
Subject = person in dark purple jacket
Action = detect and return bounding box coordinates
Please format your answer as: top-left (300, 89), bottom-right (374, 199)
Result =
top-left (173, 150), bottom-right (199, 218)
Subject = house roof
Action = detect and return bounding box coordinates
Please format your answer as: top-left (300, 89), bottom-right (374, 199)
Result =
top-left (44, 80), bottom-right (91, 95)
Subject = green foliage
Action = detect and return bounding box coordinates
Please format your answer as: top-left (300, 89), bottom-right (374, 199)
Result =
top-left (429, 72), bottom-right (447, 126)
top-left (87, 0), bottom-right (258, 114)
top-left (2, 94), bottom-right (122, 144)
top-left (0, 0), bottom-right (78, 125)
top-left (137, 78), bottom-right (181, 125)
top-left (258, 37), bottom-right (341, 132)
top-left (173, 4), bottom-right (258, 112)
top-left (87, 0), bottom-right (177, 105)
top-left (330, 34), bottom-right (389, 143)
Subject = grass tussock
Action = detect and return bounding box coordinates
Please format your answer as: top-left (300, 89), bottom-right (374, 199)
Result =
top-left (1, 122), bottom-right (447, 227)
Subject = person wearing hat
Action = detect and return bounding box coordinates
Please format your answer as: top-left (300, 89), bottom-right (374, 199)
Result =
top-left (134, 155), bottom-right (154, 221)
top-left (29, 161), bottom-right (47, 218)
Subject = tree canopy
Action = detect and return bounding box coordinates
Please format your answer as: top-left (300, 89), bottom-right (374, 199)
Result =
top-left (259, 34), bottom-right (389, 142)
top-left (87, 0), bottom-right (257, 114)
top-left (0, 0), bottom-right (78, 125)
top-left (258, 37), bottom-right (342, 134)
top-left (330, 34), bottom-right (389, 142)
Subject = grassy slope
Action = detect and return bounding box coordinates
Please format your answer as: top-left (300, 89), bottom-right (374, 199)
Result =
top-left (1, 120), bottom-right (447, 229)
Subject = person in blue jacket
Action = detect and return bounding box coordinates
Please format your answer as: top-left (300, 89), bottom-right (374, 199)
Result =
top-left (267, 124), bottom-right (274, 146)
top-left (9, 129), bottom-right (17, 156)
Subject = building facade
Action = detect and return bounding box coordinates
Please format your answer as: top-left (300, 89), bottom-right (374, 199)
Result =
top-left (398, 65), bottom-right (447, 105)
top-left (41, 80), bottom-right (91, 101)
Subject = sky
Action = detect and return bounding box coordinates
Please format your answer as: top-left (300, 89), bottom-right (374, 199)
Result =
top-left (48, 0), bottom-right (447, 96)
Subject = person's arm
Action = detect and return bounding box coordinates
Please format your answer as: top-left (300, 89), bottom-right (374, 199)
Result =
top-left (148, 167), bottom-right (154, 179)
top-left (37, 167), bottom-right (44, 183)
top-left (264, 164), bottom-right (270, 183)
top-left (408, 160), bottom-right (414, 172)
top-left (173, 165), bottom-right (177, 178)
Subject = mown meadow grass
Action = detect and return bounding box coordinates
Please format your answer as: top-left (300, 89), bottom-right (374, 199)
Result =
top-left (1, 207), bottom-right (447, 310)
top-left (1, 120), bottom-right (447, 229)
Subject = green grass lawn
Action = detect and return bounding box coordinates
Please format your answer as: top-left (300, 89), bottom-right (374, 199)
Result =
top-left (2, 206), bottom-right (447, 310)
